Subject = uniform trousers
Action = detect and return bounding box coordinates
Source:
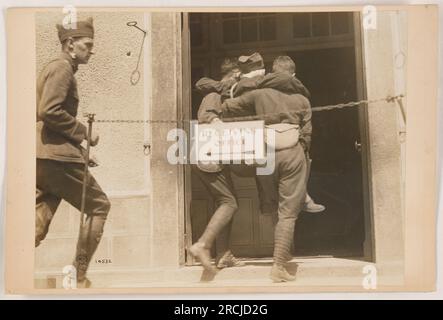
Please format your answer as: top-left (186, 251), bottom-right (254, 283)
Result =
top-left (256, 144), bottom-right (307, 265)
top-left (36, 159), bottom-right (111, 281)
top-left (192, 165), bottom-right (238, 258)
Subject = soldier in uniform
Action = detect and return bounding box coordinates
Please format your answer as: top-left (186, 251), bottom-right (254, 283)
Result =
top-left (189, 59), bottom-right (246, 272)
top-left (35, 17), bottom-right (110, 288)
top-left (196, 53), bottom-right (325, 213)
top-left (218, 56), bottom-right (312, 282)
top-left (271, 56), bottom-right (325, 213)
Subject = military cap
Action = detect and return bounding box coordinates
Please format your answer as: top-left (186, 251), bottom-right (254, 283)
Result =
top-left (238, 52), bottom-right (264, 73)
top-left (56, 17), bottom-right (94, 43)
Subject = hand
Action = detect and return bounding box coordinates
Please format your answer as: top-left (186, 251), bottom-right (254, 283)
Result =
top-left (89, 131), bottom-right (99, 146)
top-left (211, 118), bottom-right (222, 124)
top-left (299, 140), bottom-right (307, 153)
top-left (88, 154), bottom-right (99, 167)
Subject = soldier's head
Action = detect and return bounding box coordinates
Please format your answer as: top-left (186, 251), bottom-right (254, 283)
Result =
top-left (238, 52), bottom-right (264, 75)
top-left (57, 17), bottom-right (95, 65)
top-left (220, 58), bottom-right (240, 81)
top-left (272, 56), bottom-right (296, 76)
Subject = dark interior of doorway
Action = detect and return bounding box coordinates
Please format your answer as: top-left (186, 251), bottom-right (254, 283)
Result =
top-left (288, 48), bottom-right (365, 257)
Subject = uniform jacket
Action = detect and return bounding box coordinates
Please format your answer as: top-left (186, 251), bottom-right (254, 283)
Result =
top-left (234, 72), bottom-right (310, 99)
top-left (222, 88), bottom-right (312, 152)
top-left (195, 72), bottom-right (310, 100)
top-left (36, 52), bottom-right (87, 163)
top-left (195, 77), bottom-right (236, 101)
top-left (195, 72), bottom-right (311, 125)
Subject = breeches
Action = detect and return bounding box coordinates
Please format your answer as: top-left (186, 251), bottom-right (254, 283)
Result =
top-left (256, 144), bottom-right (307, 265)
top-left (36, 159), bottom-right (111, 279)
top-left (192, 165), bottom-right (238, 255)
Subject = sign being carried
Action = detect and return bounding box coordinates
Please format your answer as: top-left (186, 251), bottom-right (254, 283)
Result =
top-left (193, 120), bottom-right (266, 164)
top-left (166, 120), bottom-right (276, 175)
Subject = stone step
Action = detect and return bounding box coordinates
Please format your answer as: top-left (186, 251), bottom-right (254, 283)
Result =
top-left (35, 257), bottom-right (404, 289)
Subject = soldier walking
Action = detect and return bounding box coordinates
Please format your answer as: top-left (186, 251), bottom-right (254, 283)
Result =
top-left (35, 18), bottom-right (110, 288)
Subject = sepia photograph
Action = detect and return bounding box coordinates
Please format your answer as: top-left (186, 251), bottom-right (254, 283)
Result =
top-left (3, 5), bottom-right (439, 294)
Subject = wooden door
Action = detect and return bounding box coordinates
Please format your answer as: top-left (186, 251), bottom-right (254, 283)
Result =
top-left (191, 171), bottom-right (274, 257)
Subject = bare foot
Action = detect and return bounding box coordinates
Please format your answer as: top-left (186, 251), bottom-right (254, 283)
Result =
top-left (189, 242), bottom-right (216, 272)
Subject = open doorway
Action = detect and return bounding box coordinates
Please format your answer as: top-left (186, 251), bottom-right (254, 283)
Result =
top-left (185, 12), bottom-right (370, 262)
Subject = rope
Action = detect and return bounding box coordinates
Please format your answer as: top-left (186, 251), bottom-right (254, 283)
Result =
top-left (91, 94), bottom-right (405, 124)
top-left (312, 94), bottom-right (404, 112)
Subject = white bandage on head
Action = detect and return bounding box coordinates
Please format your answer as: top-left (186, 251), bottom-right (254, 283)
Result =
top-left (241, 69), bottom-right (266, 79)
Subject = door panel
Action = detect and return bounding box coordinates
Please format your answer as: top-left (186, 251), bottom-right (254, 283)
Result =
top-left (191, 172), bottom-right (274, 257)
top-left (230, 198), bottom-right (255, 246)
top-left (258, 213), bottom-right (274, 246)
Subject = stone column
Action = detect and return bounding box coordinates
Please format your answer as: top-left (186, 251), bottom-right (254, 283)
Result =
top-left (363, 11), bottom-right (404, 264)
top-left (149, 12), bottom-right (184, 268)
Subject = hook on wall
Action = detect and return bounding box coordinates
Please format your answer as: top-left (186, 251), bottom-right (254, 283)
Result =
top-left (143, 142), bottom-right (151, 156)
top-left (127, 21), bottom-right (147, 35)
top-left (127, 21), bottom-right (148, 85)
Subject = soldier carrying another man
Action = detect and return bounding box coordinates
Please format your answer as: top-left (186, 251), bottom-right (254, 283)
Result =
top-left (192, 53), bottom-right (316, 282)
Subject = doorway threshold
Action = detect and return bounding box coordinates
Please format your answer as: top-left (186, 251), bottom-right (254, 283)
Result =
top-left (187, 256), bottom-right (370, 280)
top-left (35, 256), bottom-right (403, 289)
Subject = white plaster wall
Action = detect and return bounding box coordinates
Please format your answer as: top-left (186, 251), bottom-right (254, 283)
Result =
top-left (35, 11), bottom-right (150, 193)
